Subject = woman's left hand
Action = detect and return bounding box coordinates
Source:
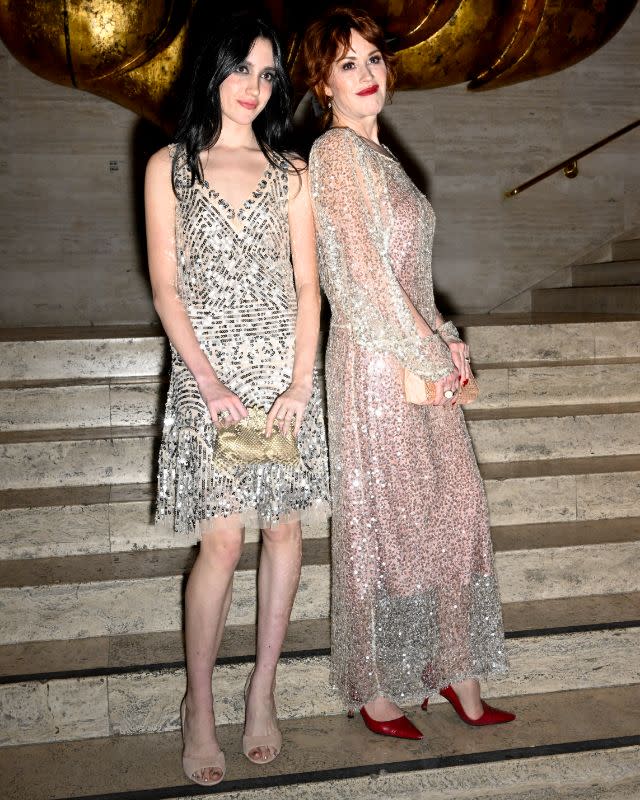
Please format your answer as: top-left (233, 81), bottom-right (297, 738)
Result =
top-left (266, 381), bottom-right (312, 438)
top-left (447, 339), bottom-right (472, 386)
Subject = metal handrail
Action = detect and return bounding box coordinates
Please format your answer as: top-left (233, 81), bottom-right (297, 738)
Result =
top-left (504, 119), bottom-right (639, 198)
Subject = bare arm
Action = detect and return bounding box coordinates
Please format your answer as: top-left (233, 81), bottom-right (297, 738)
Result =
top-left (289, 165), bottom-right (321, 390)
top-left (266, 163), bottom-right (321, 437)
top-left (145, 148), bottom-right (246, 426)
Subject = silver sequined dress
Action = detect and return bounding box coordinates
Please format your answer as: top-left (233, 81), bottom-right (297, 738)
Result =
top-left (156, 144), bottom-right (330, 535)
top-left (309, 128), bottom-right (507, 705)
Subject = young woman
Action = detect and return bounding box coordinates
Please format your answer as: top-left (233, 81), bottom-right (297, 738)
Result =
top-left (302, 8), bottom-right (514, 740)
top-left (146, 15), bottom-right (330, 785)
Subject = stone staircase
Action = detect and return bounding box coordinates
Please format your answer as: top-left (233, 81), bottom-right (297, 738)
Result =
top-left (1, 309), bottom-right (640, 800)
top-left (532, 238), bottom-right (640, 314)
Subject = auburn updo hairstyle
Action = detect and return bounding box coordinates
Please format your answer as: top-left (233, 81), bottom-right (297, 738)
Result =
top-left (300, 7), bottom-right (397, 129)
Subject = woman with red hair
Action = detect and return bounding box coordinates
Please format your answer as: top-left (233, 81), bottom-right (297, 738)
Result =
top-left (302, 7), bottom-right (514, 740)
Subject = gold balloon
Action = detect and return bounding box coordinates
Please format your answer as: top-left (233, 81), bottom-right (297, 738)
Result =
top-left (0, 0), bottom-right (636, 130)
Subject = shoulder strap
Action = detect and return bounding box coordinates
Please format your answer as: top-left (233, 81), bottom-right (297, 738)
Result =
top-left (169, 143), bottom-right (193, 192)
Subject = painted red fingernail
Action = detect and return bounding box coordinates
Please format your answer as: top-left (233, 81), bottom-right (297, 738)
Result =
top-left (463, 379), bottom-right (469, 386)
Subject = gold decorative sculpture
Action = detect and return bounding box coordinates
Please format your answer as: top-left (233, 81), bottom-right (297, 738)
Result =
top-left (0, 0), bottom-right (636, 130)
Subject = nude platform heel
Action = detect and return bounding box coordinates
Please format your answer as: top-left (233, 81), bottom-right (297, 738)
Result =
top-left (243, 669), bottom-right (282, 764)
top-left (180, 698), bottom-right (226, 786)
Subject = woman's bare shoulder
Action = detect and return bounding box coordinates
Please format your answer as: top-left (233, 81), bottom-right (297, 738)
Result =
top-left (146, 145), bottom-right (174, 180)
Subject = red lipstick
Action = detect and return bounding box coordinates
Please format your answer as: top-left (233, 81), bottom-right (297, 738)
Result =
top-left (238, 100), bottom-right (258, 109)
top-left (357, 84), bottom-right (379, 97)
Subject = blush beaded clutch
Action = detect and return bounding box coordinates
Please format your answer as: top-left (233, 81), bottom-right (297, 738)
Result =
top-left (213, 407), bottom-right (300, 474)
top-left (404, 370), bottom-right (479, 406)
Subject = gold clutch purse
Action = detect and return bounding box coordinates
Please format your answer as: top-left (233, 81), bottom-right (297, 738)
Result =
top-left (213, 406), bottom-right (300, 474)
top-left (404, 370), bottom-right (479, 406)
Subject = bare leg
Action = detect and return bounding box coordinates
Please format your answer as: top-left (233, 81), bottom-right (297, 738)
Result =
top-left (244, 519), bottom-right (303, 761)
top-left (450, 677), bottom-right (484, 718)
top-left (182, 516), bottom-right (244, 782)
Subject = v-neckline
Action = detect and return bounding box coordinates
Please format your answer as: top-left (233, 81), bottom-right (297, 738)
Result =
top-left (201, 166), bottom-right (273, 232)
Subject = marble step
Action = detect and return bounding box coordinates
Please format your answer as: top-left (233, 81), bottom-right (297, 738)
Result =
top-left (1, 518), bottom-right (639, 645)
top-left (2, 318), bottom-right (640, 382)
top-left (612, 239), bottom-right (640, 260)
top-left (466, 409), bottom-right (640, 463)
top-left (2, 452), bottom-right (639, 558)
top-left (0, 325), bottom-right (167, 382)
top-left (3, 363), bottom-right (640, 430)
top-left (0, 483), bottom-right (328, 558)
top-left (3, 404), bottom-right (640, 490)
top-left (532, 286), bottom-right (640, 315)
top-left (2, 591), bottom-right (637, 684)
top-left (0, 377), bottom-right (166, 431)
top-left (1, 686), bottom-right (638, 799)
top-left (571, 260), bottom-right (640, 287)
top-left (1, 621), bottom-right (639, 745)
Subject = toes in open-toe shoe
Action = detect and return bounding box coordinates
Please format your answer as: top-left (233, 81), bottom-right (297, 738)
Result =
top-left (180, 699), bottom-right (226, 786)
top-left (242, 730), bottom-right (283, 764)
top-left (243, 670), bottom-right (282, 765)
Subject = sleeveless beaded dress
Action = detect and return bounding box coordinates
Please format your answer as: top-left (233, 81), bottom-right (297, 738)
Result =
top-left (309, 128), bottom-right (508, 706)
top-left (156, 144), bottom-right (330, 536)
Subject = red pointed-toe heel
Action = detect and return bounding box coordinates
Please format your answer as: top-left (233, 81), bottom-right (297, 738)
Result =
top-left (354, 706), bottom-right (424, 740)
top-left (423, 685), bottom-right (515, 726)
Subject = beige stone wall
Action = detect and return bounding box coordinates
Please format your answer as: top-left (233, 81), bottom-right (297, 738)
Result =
top-left (0, 43), bottom-right (163, 327)
top-left (0, 9), bottom-right (638, 325)
top-left (381, 7), bottom-right (640, 313)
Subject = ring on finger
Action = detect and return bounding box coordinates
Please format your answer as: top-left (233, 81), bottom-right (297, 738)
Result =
top-left (219, 410), bottom-right (230, 419)
top-left (444, 389), bottom-right (455, 400)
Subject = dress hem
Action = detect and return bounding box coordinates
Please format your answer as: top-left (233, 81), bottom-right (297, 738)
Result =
top-left (155, 498), bottom-right (331, 538)
top-left (330, 664), bottom-right (510, 710)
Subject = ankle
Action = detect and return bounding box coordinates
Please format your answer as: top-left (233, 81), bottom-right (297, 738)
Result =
top-left (446, 682), bottom-right (483, 717)
top-left (363, 696), bottom-right (402, 721)
top-left (247, 666), bottom-right (276, 694)
top-left (184, 693), bottom-right (213, 717)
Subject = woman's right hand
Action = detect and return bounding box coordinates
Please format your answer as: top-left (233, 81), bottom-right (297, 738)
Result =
top-left (431, 367), bottom-right (461, 407)
top-left (197, 376), bottom-right (248, 429)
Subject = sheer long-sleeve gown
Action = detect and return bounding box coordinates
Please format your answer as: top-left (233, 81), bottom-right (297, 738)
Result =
top-left (309, 128), bottom-right (508, 707)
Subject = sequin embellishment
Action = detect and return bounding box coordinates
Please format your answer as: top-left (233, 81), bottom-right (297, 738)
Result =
top-left (309, 128), bottom-right (508, 705)
top-left (156, 145), bottom-right (331, 535)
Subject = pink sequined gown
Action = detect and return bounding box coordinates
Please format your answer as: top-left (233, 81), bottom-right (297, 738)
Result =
top-left (309, 128), bottom-right (508, 706)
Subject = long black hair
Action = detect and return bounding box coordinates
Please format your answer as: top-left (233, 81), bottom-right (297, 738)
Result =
top-left (172, 14), bottom-right (295, 194)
